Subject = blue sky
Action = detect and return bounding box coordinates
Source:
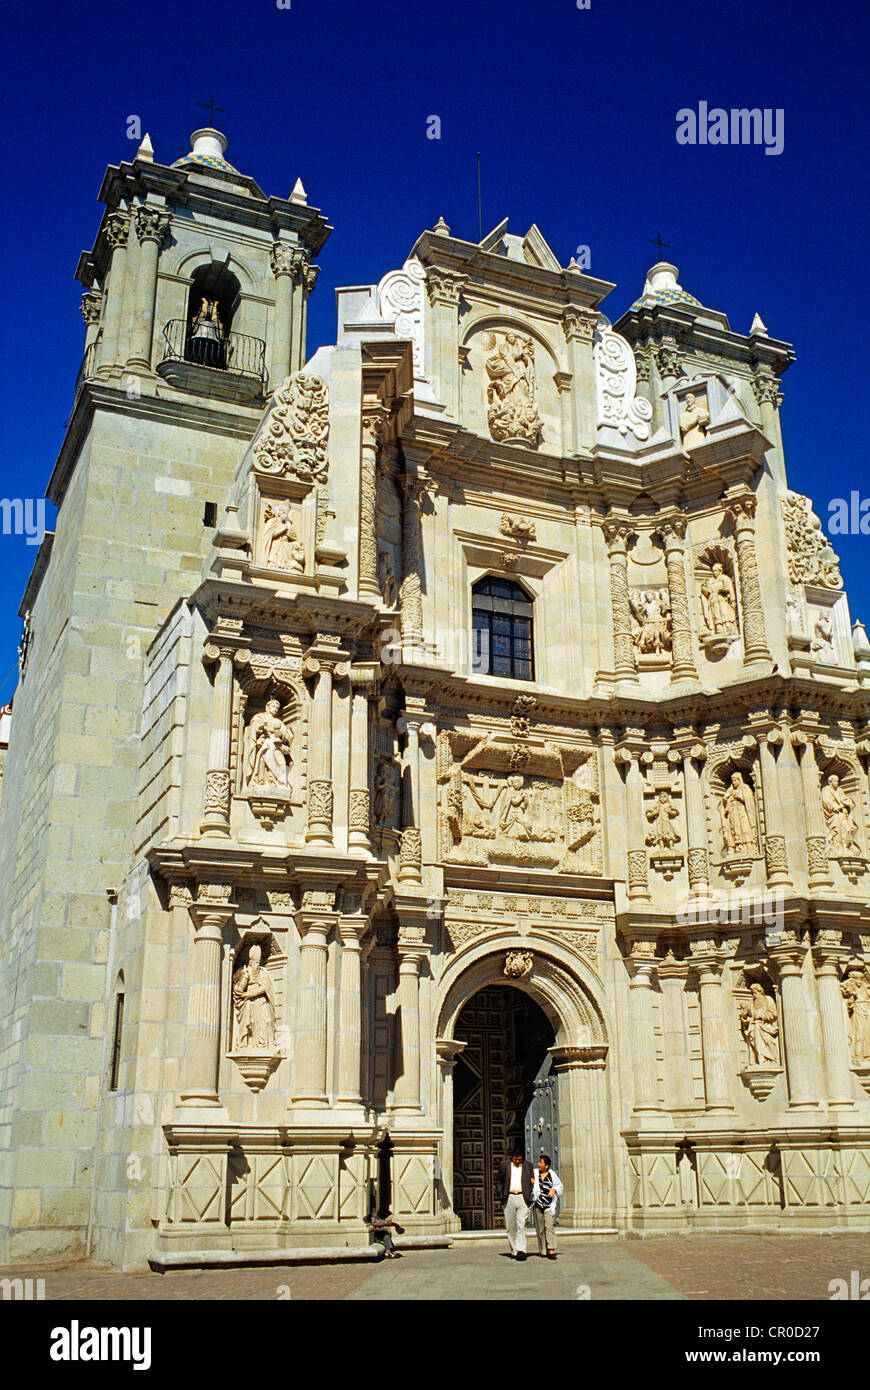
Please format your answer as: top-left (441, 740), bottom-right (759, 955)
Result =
top-left (1, 0), bottom-right (868, 699)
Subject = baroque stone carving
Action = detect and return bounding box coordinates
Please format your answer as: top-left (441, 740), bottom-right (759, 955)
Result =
top-left (377, 257), bottom-right (426, 377)
top-left (822, 776), bottom-right (860, 854)
top-left (134, 206), bottom-right (170, 244)
top-left (699, 562), bottom-right (738, 640)
top-left (645, 790), bottom-right (680, 848)
top-left (679, 391), bottom-right (710, 450)
top-left (500, 513), bottom-right (536, 543)
top-left (262, 500), bottom-right (305, 573)
top-left (204, 769), bottom-right (231, 818)
top-left (244, 698), bottom-right (294, 790)
top-left (594, 326), bottom-right (653, 439)
top-left (232, 943), bottom-right (276, 1052)
top-left (630, 588), bottom-right (672, 661)
top-left (253, 373), bottom-right (329, 483)
top-left (810, 612), bottom-right (836, 662)
top-left (782, 492), bottom-right (842, 589)
top-left (482, 331), bottom-right (542, 444)
top-left (843, 967), bottom-right (870, 1063)
top-left (718, 771), bottom-right (759, 857)
top-left (104, 211), bottom-right (130, 250)
top-left (739, 982), bottom-right (780, 1066)
top-left (504, 949), bottom-right (534, 979)
top-left (373, 759), bottom-right (400, 828)
top-left (377, 550), bottom-right (398, 607)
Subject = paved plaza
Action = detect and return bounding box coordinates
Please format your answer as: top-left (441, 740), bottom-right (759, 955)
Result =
top-left (2, 1233), bottom-right (866, 1302)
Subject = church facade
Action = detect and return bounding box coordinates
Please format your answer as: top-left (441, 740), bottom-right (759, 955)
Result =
top-left (1, 127), bottom-right (869, 1270)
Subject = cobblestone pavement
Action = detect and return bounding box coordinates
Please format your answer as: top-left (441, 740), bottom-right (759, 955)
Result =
top-left (1, 1233), bottom-right (866, 1301)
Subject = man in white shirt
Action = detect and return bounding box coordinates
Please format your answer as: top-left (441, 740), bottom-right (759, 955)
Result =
top-left (531, 1153), bottom-right (563, 1259)
top-left (496, 1146), bottom-right (535, 1259)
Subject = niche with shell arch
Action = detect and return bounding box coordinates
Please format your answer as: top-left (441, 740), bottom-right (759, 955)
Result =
top-left (693, 542), bottom-right (740, 660)
top-left (706, 750), bottom-right (763, 882)
top-left (234, 671), bottom-right (306, 830)
top-left (460, 317), bottom-right (563, 454)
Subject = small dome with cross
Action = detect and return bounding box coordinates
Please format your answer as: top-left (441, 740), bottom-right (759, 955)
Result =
top-left (631, 261), bottom-right (702, 311)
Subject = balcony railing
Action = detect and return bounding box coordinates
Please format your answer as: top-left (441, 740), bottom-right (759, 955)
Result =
top-left (157, 320), bottom-right (267, 396)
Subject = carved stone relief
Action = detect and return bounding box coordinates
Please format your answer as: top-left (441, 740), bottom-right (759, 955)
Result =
top-left (821, 775), bottom-right (861, 855)
top-left (481, 330), bottom-right (542, 445)
top-left (678, 389), bottom-right (710, 450)
top-left (842, 965), bottom-right (870, 1064)
top-left (261, 499), bottom-right (305, 573)
top-left (630, 588), bottom-right (672, 666)
top-left (694, 549), bottom-right (740, 657)
top-left (594, 325), bottom-right (653, 440)
top-left (717, 770), bottom-right (760, 858)
top-left (782, 492), bottom-right (843, 589)
top-left (253, 372), bottom-right (329, 483)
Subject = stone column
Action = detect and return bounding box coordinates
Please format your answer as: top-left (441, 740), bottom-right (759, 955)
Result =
top-left (626, 952), bottom-right (660, 1116)
top-left (726, 494), bottom-right (771, 665)
top-left (679, 739), bottom-right (709, 891)
top-left (618, 746), bottom-right (649, 901)
top-left (398, 703), bottom-right (427, 885)
top-left (436, 1038), bottom-right (467, 1213)
top-left (200, 642), bottom-right (249, 837)
top-left (400, 474), bottom-right (426, 647)
top-left (547, 1044), bottom-right (610, 1222)
top-left (424, 269), bottom-right (466, 417)
top-left (127, 205), bottom-right (169, 371)
top-left (348, 665), bottom-right (376, 852)
top-left (393, 932), bottom-right (428, 1114)
top-left (690, 948), bottom-right (735, 1113)
top-left (80, 291), bottom-right (102, 351)
top-left (660, 518), bottom-right (698, 681)
top-left (752, 364), bottom-right (786, 486)
top-left (336, 917), bottom-right (367, 1108)
top-left (97, 211), bottom-right (130, 375)
top-left (769, 939), bottom-right (818, 1109)
top-left (303, 645), bottom-right (346, 847)
top-left (758, 729), bottom-right (791, 887)
top-left (812, 937), bottom-right (855, 1110)
top-left (561, 307), bottom-right (599, 445)
top-left (269, 242), bottom-right (302, 388)
top-left (359, 408), bottom-right (388, 602)
top-left (792, 732), bottom-right (834, 888)
top-left (298, 263), bottom-right (319, 372)
top-left (603, 521), bottom-right (637, 682)
top-left (292, 891), bottom-right (337, 1107)
top-left (179, 888), bottom-right (234, 1108)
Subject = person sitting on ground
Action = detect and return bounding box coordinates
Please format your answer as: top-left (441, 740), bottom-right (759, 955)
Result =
top-left (367, 1210), bottom-right (405, 1258)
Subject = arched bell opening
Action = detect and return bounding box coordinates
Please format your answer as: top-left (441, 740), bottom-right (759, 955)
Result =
top-left (185, 263), bottom-right (242, 368)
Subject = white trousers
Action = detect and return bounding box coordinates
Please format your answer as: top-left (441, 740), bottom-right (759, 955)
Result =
top-left (504, 1193), bottom-right (529, 1253)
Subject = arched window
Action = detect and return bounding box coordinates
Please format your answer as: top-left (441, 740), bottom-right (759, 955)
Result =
top-left (108, 971), bottom-right (125, 1092)
top-left (185, 263), bottom-right (241, 367)
top-left (472, 575), bottom-right (534, 680)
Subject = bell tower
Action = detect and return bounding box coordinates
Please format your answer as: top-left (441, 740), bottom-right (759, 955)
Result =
top-left (0, 124), bottom-right (330, 1263)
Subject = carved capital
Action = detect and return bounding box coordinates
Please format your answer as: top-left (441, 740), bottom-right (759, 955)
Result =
top-left (425, 267), bottom-right (467, 307)
top-left (134, 206), bottom-right (170, 245)
top-left (105, 211), bottom-right (130, 251)
top-left (562, 307), bottom-right (599, 343)
top-left (80, 291), bottom-right (102, 326)
top-left (270, 242), bottom-right (306, 278)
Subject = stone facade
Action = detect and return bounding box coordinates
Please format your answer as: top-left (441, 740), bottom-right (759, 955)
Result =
top-left (1, 136), bottom-right (869, 1270)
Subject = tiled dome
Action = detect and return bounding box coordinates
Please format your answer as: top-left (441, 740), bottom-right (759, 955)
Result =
top-left (172, 128), bottom-right (239, 176)
top-left (631, 261), bottom-right (702, 311)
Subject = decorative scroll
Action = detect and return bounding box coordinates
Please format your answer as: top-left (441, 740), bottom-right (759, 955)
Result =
top-left (594, 326), bottom-right (653, 440)
top-left (253, 373), bottom-right (329, 483)
top-left (377, 258), bottom-right (426, 376)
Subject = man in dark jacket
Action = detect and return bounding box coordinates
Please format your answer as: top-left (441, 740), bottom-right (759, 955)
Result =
top-left (497, 1145), bottom-right (535, 1259)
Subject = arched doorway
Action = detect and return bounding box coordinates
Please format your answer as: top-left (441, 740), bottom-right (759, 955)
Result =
top-left (452, 984), bottom-right (556, 1230)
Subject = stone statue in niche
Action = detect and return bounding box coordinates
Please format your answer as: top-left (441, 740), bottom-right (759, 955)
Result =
top-left (232, 944), bottom-right (276, 1052)
top-left (482, 330), bottom-right (542, 444)
top-left (373, 759), bottom-right (400, 827)
top-left (821, 775), bottom-right (860, 854)
top-left (718, 771), bottom-right (759, 856)
top-left (739, 982), bottom-right (780, 1066)
top-left (700, 564), bottom-right (738, 636)
top-left (262, 500), bottom-right (305, 573)
top-left (810, 612), bottom-right (836, 662)
top-left (842, 969), bottom-right (870, 1063)
top-left (679, 392), bottom-right (710, 450)
top-left (377, 550), bottom-right (398, 607)
top-left (244, 698), bottom-right (294, 789)
top-left (645, 790), bottom-right (680, 848)
top-left (630, 589), bottom-right (672, 657)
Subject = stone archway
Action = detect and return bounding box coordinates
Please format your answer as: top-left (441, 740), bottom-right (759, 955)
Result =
top-left (435, 942), bottom-right (615, 1231)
